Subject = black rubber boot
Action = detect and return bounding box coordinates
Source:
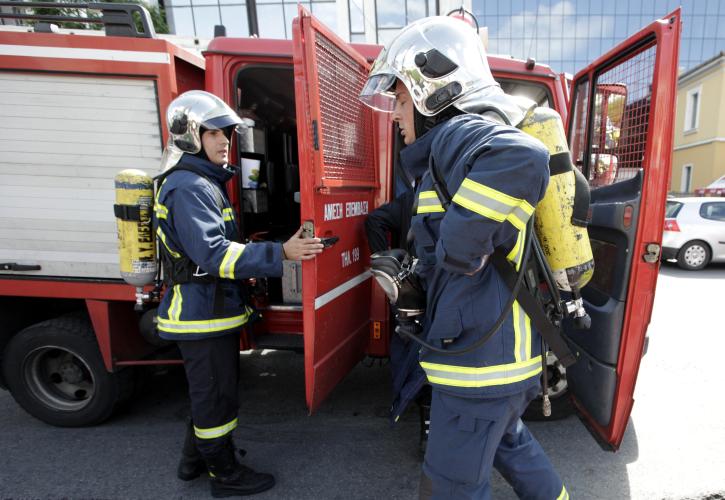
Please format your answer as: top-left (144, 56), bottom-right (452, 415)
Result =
top-left (177, 419), bottom-right (207, 481)
top-left (207, 440), bottom-right (275, 498)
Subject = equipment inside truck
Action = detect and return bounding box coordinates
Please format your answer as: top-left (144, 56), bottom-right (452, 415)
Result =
top-left (233, 66), bottom-right (302, 308)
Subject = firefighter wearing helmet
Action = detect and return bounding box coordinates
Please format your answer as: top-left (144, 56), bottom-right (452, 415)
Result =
top-left (360, 17), bottom-right (569, 499)
top-left (154, 90), bottom-right (323, 497)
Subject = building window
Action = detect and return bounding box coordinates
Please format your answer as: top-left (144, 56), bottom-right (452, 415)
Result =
top-left (681, 164), bottom-right (693, 193)
top-left (684, 86), bottom-right (701, 133)
top-left (374, 0), bottom-right (429, 43)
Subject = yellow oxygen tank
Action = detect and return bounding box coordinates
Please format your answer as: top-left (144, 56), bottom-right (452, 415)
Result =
top-left (114, 169), bottom-right (156, 288)
top-left (518, 107), bottom-right (594, 294)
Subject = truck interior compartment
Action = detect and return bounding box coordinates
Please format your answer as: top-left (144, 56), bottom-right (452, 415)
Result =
top-left (234, 65), bottom-right (301, 311)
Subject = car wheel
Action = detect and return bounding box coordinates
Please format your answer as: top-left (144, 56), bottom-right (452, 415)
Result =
top-left (677, 240), bottom-right (711, 270)
top-left (2, 315), bottom-right (134, 427)
top-left (522, 352), bottom-right (574, 421)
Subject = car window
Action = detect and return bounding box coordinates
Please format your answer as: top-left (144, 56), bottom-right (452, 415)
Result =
top-left (665, 201), bottom-right (683, 218)
top-left (699, 202), bottom-right (725, 222)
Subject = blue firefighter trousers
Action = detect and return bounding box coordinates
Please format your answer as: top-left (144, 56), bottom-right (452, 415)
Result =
top-left (423, 385), bottom-right (566, 500)
top-left (177, 332), bottom-right (240, 460)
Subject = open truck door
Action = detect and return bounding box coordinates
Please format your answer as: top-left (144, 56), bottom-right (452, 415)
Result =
top-left (292, 8), bottom-right (380, 412)
top-left (564, 10), bottom-right (681, 449)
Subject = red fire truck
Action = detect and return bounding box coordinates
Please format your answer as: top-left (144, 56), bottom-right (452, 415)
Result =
top-left (0, 3), bottom-right (680, 451)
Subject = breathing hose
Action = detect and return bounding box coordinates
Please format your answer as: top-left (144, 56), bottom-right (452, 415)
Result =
top-left (396, 215), bottom-right (535, 356)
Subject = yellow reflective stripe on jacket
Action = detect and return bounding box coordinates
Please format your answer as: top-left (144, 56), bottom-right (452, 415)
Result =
top-left (420, 355), bottom-right (542, 388)
top-left (154, 179), bottom-right (168, 217)
top-left (452, 178), bottom-right (534, 230)
top-left (154, 203), bottom-right (168, 219)
top-left (557, 485), bottom-right (569, 500)
top-left (156, 227), bottom-right (181, 259)
top-left (219, 242), bottom-right (246, 279)
top-left (168, 285), bottom-right (183, 321)
top-left (157, 310), bottom-right (251, 334)
top-left (506, 226), bottom-right (525, 270)
top-left (222, 207), bottom-right (235, 222)
top-left (417, 191), bottom-right (445, 214)
top-left (194, 418), bottom-right (238, 440)
top-left (512, 300), bottom-right (531, 363)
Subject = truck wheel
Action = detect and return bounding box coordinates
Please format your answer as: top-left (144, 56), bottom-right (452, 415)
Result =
top-left (2, 315), bottom-right (132, 427)
top-left (677, 240), bottom-right (711, 270)
top-left (522, 352), bottom-right (574, 421)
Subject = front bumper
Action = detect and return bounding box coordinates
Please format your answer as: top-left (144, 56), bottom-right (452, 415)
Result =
top-left (661, 246), bottom-right (679, 261)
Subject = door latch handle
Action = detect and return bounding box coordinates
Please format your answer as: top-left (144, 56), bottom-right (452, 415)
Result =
top-left (0, 262), bottom-right (42, 271)
top-left (320, 236), bottom-right (339, 248)
top-left (643, 243), bottom-right (661, 263)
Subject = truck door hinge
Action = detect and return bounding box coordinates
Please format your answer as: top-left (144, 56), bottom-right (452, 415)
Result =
top-left (643, 243), bottom-right (661, 263)
top-left (312, 120), bottom-right (319, 151)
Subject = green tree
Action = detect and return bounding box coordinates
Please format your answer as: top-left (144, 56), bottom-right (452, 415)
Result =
top-left (28, 0), bottom-right (168, 35)
top-left (30, 0), bottom-right (89, 30)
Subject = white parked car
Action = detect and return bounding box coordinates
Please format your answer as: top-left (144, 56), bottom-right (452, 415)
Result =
top-left (662, 197), bottom-right (725, 270)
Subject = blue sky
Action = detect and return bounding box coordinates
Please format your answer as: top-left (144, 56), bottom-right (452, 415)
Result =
top-left (472, 0), bottom-right (724, 74)
top-left (165, 0), bottom-right (723, 73)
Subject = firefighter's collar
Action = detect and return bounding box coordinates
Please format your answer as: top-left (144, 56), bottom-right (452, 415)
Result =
top-left (178, 154), bottom-right (235, 184)
top-left (399, 123), bottom-right (443, 181)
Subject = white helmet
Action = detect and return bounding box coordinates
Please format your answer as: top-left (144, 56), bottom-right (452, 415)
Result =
top-left (359, 16), bottom-right (499, 117)
top-left (160, 90), bottom-right (242, 171)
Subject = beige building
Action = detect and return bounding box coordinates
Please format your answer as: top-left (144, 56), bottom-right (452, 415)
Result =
top-left (671, 52), bottom-right (725, 194)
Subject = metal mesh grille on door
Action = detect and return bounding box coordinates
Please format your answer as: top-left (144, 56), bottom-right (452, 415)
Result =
top-left (314, 32), bottom-right (376, 186)
top-left (588, 44), bottom-right (657, 188)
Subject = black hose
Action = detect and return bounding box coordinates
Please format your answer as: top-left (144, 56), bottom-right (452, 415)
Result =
top-left (397, 215), bottom-right (535, 356)
top-left (532, 233), bottom-right (562, 314)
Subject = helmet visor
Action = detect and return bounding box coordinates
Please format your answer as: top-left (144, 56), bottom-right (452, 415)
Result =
top-left (359, 73), bottom-right (397, 112)
top-left (202, 113), bottom-right (242, 131)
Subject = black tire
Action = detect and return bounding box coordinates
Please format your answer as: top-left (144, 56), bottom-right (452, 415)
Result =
top-left (2, 315), bottom-right (133, 427)
top-left (522, 353), bottom-right (574, 421)
top-left (677, 240), bottom-right (711, 270)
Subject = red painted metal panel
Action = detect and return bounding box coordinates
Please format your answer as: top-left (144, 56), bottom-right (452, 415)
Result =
top-left (567, 9), bottom-right (681, 449)
top-left (0, 278), bottom-right (136, 301)
top-left (86, 299), bottom-right (160, 371)
top-left (0, 30), bottom-right (203, 370)
top-left (293, 7), bottom-right (376, 413)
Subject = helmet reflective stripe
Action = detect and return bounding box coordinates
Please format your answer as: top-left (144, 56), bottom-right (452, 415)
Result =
top-left (360, 16), bottom-right (499, 117)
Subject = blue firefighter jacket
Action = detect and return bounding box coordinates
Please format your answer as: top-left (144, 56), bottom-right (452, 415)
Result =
top-left (154, 154), bottom-right (283, 341)
top-left (404, 114), bottom-right (550, 398)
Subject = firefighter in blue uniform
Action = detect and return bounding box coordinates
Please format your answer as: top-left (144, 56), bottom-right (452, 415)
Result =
top-left (360, 17), bottom-right (569, 499)
top-left (154, 91), bottom-right (323, 498)
top-left (365, 188), bottom-right (431, 443)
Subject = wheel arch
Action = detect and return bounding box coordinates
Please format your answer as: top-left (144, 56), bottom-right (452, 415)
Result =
top-left (1, 313), bottom-right (134, 427)
top-left (0, 297), bottom-right (87, 389)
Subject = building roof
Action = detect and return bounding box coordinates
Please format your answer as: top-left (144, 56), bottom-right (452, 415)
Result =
top-left (679, 51), bottom-right (724, 85)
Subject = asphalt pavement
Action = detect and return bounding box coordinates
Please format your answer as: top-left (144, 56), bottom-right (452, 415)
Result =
top-left (1, 262), bottom-right (724, 499)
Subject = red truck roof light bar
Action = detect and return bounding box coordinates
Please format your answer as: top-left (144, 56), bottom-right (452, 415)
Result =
top-left (0, 1), bottom-right (155, 38)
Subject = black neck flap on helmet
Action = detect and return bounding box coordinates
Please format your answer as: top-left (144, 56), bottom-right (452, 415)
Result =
top-left (413, 105), bottom-right (465, 139)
